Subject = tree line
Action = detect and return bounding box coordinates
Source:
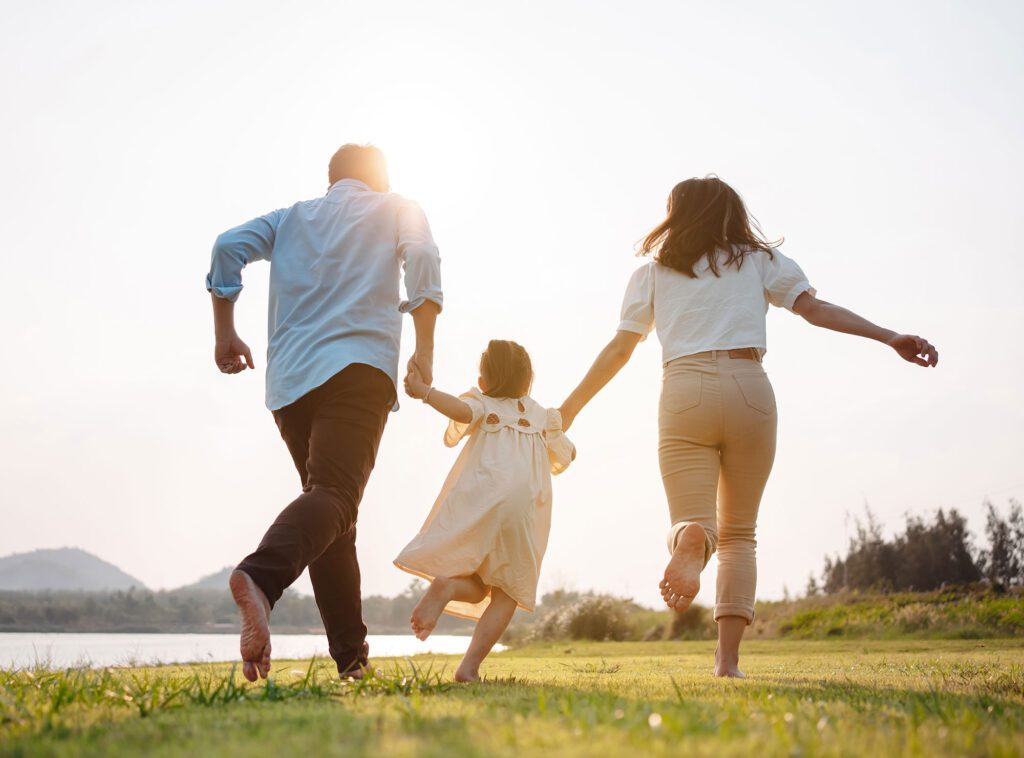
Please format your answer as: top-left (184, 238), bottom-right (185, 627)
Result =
top-left (0, 580), bottom-right (473, 635)
top-left (807, 499), bottom-right (1023, 596)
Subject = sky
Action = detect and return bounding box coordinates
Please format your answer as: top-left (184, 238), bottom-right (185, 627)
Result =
top-left (1, 1), bottom-right (1022, 609)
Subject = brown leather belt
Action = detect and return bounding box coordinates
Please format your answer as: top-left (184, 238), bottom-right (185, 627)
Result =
top-left (689, 348), bottom-right (763, 363)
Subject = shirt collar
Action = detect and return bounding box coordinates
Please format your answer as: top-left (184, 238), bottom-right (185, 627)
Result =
top-left (328, 178), bottom-right (371, 194)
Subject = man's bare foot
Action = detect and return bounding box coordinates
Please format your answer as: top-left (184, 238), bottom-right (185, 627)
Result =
top-left (660, 524), bottom-right (705, 612)
top-left (410, 577), bottom-right (453, 641)
top-left (454, 661), bottom-right (480, 683)
top-left (714, 647), bottom-right (745, 678)
top-left (229, 569), bottom-right (271, 682)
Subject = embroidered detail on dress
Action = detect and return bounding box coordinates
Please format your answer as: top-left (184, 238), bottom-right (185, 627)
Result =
top-left (517, 418), bottom-right (530, 427)
top-left (485, 413), bottom-right (500, 425)
top-left (517, 400), bottom-right (526, 412)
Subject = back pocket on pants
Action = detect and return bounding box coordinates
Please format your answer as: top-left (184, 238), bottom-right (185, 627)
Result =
top-left (734, 372), bottom-right (776, 414)
top-left (662, 373), bottom-right (702, 414)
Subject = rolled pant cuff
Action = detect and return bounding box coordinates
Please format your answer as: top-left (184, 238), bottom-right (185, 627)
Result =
top-left (713, 603), bottom-right (754, 624)
top-left (233, 564), bottom-right (283, 610)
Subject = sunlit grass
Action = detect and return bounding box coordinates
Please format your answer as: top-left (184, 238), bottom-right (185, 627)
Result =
top-left (2, 640), bottom-right (1023, 756)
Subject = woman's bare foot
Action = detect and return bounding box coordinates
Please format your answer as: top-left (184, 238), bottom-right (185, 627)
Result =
top-left (410, 577), bottom-right (453, 641)
top-left (229, 569), bottom-right (271, 682)
top-left (454, 662), bottom-right (480, 683)
top-left (660, 523), bottom-right (705, 612)
top-left (714, 647), bottom-right (745, 678)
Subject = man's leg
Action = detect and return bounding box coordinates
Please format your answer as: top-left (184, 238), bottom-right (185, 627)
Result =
top-left (308, 527), bottom-right (368, 674)
top-left (236, 364), bottom-right (393, 674)
top-left (229, 386), bottom-right (314, 681)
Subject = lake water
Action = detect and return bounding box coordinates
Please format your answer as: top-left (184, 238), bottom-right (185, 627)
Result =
top-left (0, 633), bottom-right (495, 669)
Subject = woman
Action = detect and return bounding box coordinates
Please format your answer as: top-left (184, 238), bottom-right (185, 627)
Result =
top-left (559, 176), bottom-right (937, 677)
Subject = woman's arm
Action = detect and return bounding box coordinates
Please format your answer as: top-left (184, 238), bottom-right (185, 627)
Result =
top-left (791, 291), bottom-right (938, 367)
top-left (559, 331), bottom-right (643, 431)
top-left (404, 366), bottom-right (473, 423)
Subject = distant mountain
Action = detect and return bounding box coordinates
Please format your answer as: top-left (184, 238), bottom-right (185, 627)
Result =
top-left (176, 566), bottom-right (233, 592)
top-left (0, 548), bottom-right (147, 592)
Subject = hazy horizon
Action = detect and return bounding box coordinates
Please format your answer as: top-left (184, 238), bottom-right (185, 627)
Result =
top-left (2, 1), bottom-right (1023, 608)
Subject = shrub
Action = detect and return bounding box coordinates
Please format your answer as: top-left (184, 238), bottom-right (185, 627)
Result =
top-left (665, 604), bottom-right (715, 640)
top-left (527, 594), bottom-right (641, 642)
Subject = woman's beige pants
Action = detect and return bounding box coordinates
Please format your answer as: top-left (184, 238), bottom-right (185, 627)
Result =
top-left (659, 350), bottom-right (777, 623)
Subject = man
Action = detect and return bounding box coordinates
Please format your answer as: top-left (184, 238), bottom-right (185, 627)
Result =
top-left (206, 144), bottom-right (442, 681)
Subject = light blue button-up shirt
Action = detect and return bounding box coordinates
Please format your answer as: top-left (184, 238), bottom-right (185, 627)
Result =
top-left (206, 180), bottom-right (443, 410)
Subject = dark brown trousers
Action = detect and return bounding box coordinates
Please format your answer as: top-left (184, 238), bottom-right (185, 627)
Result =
top-left (236, 363), bottom-right (394, 674)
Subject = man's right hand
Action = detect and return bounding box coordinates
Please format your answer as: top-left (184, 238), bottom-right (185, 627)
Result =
top-left (407, 352), bottom-right (433, 387)
top-left (404, 365), bottom-right (431, 400)
top-left (215, 334), bottom-right (255, 374)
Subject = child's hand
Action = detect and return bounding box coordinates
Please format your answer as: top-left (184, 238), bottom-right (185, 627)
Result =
top-left (404, 365), bottom-right (431, 400)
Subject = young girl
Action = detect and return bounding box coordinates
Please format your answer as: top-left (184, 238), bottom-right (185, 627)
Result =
top-left (395, 339), bottom-right (575, 682)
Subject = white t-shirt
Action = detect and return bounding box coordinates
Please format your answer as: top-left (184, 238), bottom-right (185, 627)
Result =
top-left (618, 248), bottom-right (814, 364)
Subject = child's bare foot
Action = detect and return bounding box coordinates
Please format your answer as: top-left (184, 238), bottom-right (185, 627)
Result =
top-left (410, 577), bottom-right (453, 641)
top-left (660, 524), bottom-right (705, 612)
top-left (229, 569), bottom-right (271, 682)
top-left (454, 662), bottom-right (480, 683)
top-left (714, 647), bottom-right (745, 678)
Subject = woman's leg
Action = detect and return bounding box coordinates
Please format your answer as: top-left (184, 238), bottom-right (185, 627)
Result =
top-left (658, 361), bottom-right (721, 611)
top-left (715, 616), bottom-right (748, 677)
top-left (455, 587), bottom-right (517, 683)
top-left (715, 359), bottom-right (778, 676)
top-left (410, 574), bottom-right (487, 640)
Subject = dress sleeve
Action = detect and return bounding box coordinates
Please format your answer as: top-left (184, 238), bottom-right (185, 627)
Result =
top-left (443, 388), bottom-right (486, 447)
top-left (617, 264), bottom-right (655, 340)
top-left (758, 249), bottom-right (815, 312)
top-left (543, 409), bottom-right (576, 475)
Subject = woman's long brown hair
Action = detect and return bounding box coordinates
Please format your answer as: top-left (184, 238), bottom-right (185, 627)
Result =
top-left (640, 176), bottom-right (780, 278)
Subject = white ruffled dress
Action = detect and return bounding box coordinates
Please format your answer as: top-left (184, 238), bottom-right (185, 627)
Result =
top-left (394, 388), bottom-right (575, 620)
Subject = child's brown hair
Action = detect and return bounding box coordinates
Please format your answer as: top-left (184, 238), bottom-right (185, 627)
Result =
top-left (479, 340), bottom-right (533, 399)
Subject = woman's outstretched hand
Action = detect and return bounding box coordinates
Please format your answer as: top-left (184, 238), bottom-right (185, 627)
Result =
top-left (886, 334), bottom-right (939, 367)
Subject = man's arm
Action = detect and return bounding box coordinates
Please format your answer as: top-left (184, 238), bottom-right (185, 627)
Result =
top-left (396, 198), bottom-right (443, 385)
top-left (212, 295), bottom-right (255, 374)
top-left (408, 301), bottom-right (440, 386)
top-left (206, 210), bottom-right (282, 374)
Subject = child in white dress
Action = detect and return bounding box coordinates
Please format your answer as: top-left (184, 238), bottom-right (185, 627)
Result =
top-left (395, 339), bottom-right (575, 682)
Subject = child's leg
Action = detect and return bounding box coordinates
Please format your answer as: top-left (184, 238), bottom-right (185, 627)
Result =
top-left (411, 574), bottom-right (487, 640)
top-left (454, 587), bottom-right (517, 683)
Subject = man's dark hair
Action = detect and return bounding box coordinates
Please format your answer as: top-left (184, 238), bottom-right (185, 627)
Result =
top-left (328, 144), bottom-right (389, 191)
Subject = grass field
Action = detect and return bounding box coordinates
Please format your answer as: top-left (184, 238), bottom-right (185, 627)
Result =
top-left (3, 639), bottom-right (1023, 757)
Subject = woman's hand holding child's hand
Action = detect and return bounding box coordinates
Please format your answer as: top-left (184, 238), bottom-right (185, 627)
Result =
top-left (404, 365), bottom-right (431, 400)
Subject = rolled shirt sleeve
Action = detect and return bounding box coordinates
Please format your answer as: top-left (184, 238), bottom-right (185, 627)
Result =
top-left (205, 209), bottom-right (285, 302)
top-left (759, 248), bottom-right (815, 311)
top-left (618, 263), bottom-right (655, 339)
top-left (397, 199), bottom-right (443, 314)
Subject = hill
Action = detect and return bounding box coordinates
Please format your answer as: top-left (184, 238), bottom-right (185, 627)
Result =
top-left (0, 548), bottom-right (146, 592)
top-left (176, 566), bottom-right (233, 592)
